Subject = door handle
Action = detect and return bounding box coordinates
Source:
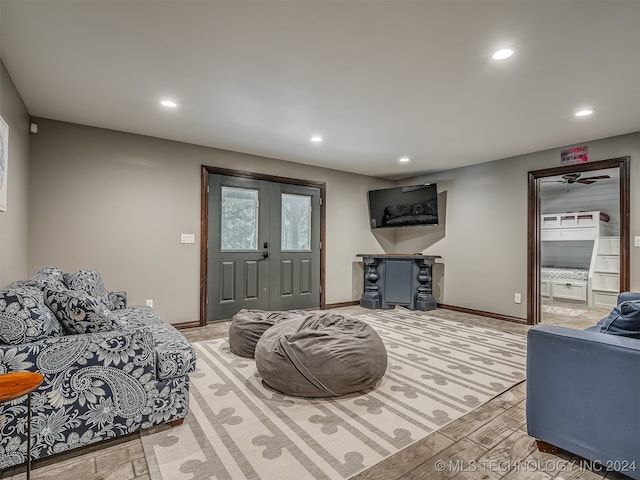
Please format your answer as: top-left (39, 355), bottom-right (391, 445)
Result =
top-left (262, 250), bottom-right (269, 259)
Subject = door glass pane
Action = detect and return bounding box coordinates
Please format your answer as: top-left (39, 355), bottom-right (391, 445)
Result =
top-left (281, 194), bottom-right (311, 251)
top-left (221, 187), bottom-right (258, 250)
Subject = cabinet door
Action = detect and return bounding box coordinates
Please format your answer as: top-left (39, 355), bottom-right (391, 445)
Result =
top-left (552, 281), bottom-right (587, 302)
top-left (383, 260), bottom-right (413, 305)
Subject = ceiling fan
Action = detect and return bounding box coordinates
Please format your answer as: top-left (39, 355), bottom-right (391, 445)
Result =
top-left (543, 172), bottom-right (611, 185)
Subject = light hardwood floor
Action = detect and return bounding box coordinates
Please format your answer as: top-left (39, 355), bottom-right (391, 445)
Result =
top-left (1, 305), bottom-right (629, 480)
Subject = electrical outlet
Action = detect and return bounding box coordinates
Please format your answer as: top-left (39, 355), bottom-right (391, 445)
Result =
top-left (514, 293), bottom-right (522, 304)
top-left (146, 299), bottom-right (153, 308)
top-left (180, 234), bottom-right (195, 244)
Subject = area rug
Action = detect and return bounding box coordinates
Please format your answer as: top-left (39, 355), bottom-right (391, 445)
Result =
top-left (542, 304), bottom-right (588, 317)
top-left (142, 309), bottom-right (527, 480)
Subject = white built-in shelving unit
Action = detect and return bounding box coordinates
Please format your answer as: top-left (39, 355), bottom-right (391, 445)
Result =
top-left (540, 211), bottom-right (619, 307)
top-left (591, 237), bottom-right (620, 307)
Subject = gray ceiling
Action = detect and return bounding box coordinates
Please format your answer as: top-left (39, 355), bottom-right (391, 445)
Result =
top-left (1, 0), bottom-right (639, 180)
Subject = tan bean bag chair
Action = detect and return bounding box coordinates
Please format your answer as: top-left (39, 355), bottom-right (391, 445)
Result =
top-left (228, 309), bottom-right (305, 358)
top-left (254, 312), bottom-right (387, 397)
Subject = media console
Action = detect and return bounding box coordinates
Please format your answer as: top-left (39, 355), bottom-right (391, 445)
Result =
top-left (356, 254), bottom-right (440, 311)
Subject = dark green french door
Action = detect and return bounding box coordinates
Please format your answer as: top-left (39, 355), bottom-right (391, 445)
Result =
top-left (207, 174), bottom-right (321, 320)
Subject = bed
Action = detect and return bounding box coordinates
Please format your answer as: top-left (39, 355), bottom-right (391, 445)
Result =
top-left (540, 267), bottom-right (589, 302)
top-left (540, 211), bottom-right (618, 306)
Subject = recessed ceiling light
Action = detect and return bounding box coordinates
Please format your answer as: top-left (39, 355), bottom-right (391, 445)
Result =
top-left (310, 135), bottom-right (323, 143)
top-left (575, 109), bottom-right (595, 117)
top-left (160, 100), bottom-right (177, 108)
top-left (492, 48), bottom-right (514, 60)
top-left (399, 157), bottom-right (410, 163)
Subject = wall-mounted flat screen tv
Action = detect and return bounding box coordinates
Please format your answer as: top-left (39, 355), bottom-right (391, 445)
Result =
top-left (368, 183), bottom-right (438, 228)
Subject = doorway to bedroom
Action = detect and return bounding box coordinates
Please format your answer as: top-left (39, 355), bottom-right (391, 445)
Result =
top-left (200, 166), bottom-right (326, 323)
top-left (527, 157), bottom-right (630, 326)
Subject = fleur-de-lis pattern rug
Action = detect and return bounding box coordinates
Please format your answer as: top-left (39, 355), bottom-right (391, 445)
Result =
top-left (142, 308), bottom-right (527, 480)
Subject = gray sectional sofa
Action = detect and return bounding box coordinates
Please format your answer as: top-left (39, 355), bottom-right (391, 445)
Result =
top-left (527, 292), bottom-right (640, 480)
top-left (0, 267), bottom-right (196, 469)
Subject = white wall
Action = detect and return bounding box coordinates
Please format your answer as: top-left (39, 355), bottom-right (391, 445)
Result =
top-left (28, 119), bottom-right (391, 324)
top-left (540, 169), bottom-right (619, 235)
top-left (18, 116), bottom-right (640, 323)
top-left (395, 132), bottom-right (640, 319)
top-left (0, 60), bottom-right (30, 286)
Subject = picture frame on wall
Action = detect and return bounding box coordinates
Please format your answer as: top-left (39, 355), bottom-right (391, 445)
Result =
top-left (0, 115), bottom-right (8, 212)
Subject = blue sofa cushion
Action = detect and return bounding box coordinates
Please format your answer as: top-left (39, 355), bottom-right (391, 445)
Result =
top-left (64, 270), bottom-right (111, 309)
top-left (0, 286), bottom-right (63, 345)
top-left (595, 300), bottom-right (640, 338)
top-left (44, 288), bottom-right (118, 334)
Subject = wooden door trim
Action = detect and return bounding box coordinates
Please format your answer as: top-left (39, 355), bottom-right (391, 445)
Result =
top-left (527, 157), bottom-right (630, 325)
top-left (200, 165), bottom-right (327, 325)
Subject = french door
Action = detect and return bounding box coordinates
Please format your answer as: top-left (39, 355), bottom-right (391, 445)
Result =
top-left (207, 173), bottom-right (321, 320)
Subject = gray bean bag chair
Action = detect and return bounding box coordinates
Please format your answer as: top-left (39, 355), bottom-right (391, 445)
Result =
top-left (254, 312), bottom-right (387, 397)
top-left (228, 309), bottom-right (305, 358)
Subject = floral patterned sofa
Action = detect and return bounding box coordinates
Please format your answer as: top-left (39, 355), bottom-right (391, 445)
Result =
top-left (0, 267), bottom-right (196, 469)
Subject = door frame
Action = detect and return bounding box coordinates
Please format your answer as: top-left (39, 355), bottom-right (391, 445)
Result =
top-left (527, 156), bottom-right (630, 325)
top-left (200, 165), bottom-right (327, 325)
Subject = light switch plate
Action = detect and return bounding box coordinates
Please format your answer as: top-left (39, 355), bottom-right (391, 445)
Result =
top-left (635, 236), bottom-right (640, 247)
top-left (181, 234), bottom-right (195, 244)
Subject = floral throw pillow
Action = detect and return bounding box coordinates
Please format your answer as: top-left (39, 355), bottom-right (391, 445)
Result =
top-left (109, 291), bottom-right (127, 311)
top-left (44, 288), bottom-right (118, 335)
top-left (0, 286), bottom-right (63, 345)
top-left (23, 267), bottom-right (67, 291)
top-left (63, 270), bottom-right (111, 309)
